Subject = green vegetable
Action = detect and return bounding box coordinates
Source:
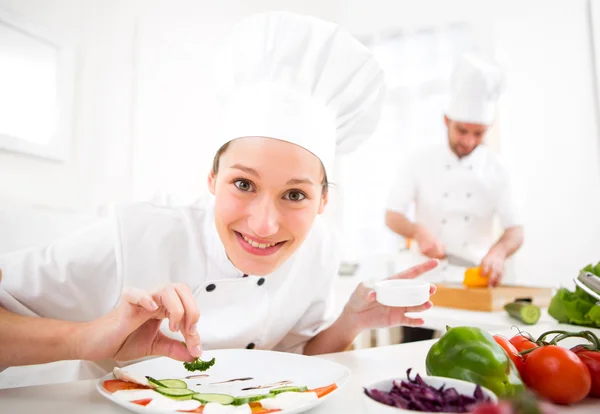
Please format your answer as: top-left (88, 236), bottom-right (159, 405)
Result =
top-left (426, 326), bottom-right (525, 398)
top-left (183, 357), bottom-right (216, 372)
top-left (594, 262), bottom-right (600, 277)
top-left (269, 386), bottom-right (308, 395)
top-left (548, 261), bottom-right (600, 328)
top-left (504, 300), bottom-right (541, 325)
top-left (156, 378), bottom-right (188, 389)
top-left (154, 387), bottom-right (196, 399)
top-left (583, 261), bottom-right (600, 278)
top-left (232, 393), bottom-right (273, 405)
top-left (192, 393), bottom-right (235, 405)
top-left (146, 376), bottom-right (167, 388)
top-left (548, 287), bottom-right (600, 328)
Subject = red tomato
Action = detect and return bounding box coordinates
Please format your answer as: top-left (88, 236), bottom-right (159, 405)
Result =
top-left (132, 399), bottom-right (152, 406)
top-left (103, 379), bottom-right (149, 393)
top-left (522, 345), bottom-right (591, 404)
top-left (571, 345), bottom-right (600, 397)
top-left (493, 335), bottom-right (525, 376)
top-left (509, 334), bottom-right (538, 358)
top-left (306, 383), bottom-right (337, 398)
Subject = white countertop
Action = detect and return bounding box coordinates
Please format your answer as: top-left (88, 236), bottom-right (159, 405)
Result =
top-left (1, 323), bottom-right (598, 413)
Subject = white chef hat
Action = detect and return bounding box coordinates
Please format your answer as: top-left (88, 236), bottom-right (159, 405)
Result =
top-left (214, 11), bottom-right (385, 174)
top-left (446, 53), bottom-right (505, 125)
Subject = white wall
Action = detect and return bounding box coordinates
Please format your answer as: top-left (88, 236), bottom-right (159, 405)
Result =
top-left (494, 0), bottom-right (600, 287)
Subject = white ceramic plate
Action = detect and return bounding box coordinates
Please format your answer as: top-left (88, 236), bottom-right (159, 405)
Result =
top-left (363, 375), bottom-right (497, 414)
top-left (96, 349), bottom-right (350, 414)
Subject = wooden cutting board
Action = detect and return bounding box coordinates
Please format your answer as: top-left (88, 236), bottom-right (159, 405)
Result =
top-left (430, 284), bottom-right (555, 312)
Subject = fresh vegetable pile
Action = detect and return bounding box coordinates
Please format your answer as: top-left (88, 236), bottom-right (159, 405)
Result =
top-left (426, 324), bottom-right (600, 408)
top-left (364, 369), bottom-right (491, 413)
top-left (548, 261), bottom-right (600, 328)
top-left (513, 329), bottom-right (600, 404)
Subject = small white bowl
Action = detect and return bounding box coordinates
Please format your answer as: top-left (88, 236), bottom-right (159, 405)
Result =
top-left (363, 375), bottom-right (498, 414)
top-left (374, 279), bottom-right (430, 307)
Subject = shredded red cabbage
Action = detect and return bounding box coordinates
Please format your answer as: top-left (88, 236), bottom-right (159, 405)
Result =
top-left (364, 369), bottom-right (491, 413)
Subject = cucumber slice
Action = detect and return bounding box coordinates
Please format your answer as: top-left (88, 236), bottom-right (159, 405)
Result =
top-left (157, 379), bottom-right (187, 389)
top-left (169, 394), bottom-right (194, 401)
top-left (192, 393), bottom-right (235, 405)
top-left (154, 387), bottom-right (196, 398)
top-left (269, 386), bottom-right (308, 395)
top-left (504, 301), bottom-right (541, 325)
top-left (232, 393), bottom-right (273, 406)
top-left (145, 376), bottom-right (166, 388)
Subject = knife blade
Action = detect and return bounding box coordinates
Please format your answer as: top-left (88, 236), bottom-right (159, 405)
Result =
top-left (445, 253), bottom-right (478, 268)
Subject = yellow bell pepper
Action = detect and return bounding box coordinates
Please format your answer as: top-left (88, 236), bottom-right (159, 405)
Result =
top-left (463, 267), bottom-right (489, 288)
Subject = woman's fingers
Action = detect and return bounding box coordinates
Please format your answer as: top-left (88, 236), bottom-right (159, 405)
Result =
top-left (152, 284), bottom-right (202, 358)
top-left (172, 284), bottom-right (202, 358)
top-left (388, 259), bottom-right (439, 280)
top-left (152, 331), bottom-right (198, 362)
top-left (404, 300), bottom-right (433, 314)
top-left (122, 287), bottom-right (159, 312)
top-left (172, 284), bottom-right (201, 335)
top-left (153, 287), bottom-right (185, 333)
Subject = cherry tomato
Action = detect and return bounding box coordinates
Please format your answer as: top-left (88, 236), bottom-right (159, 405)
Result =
top-left (132, 399), bottom-right (152, 406)
top-left (493, 335), bottom-right (525, 376)
top-left (103, 379), bottom-right (148, 393)
top-left (522, 345), bottom-right (591, 405)
top-left (571, 345), bottom-right (600, 397)
top-left (509, 334), bottom-right (538, 359)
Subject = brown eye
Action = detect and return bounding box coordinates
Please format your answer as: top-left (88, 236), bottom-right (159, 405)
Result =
top-left (234, 180), bottom-right (254, 192)
top-left (284, 191), bottom-right (306, 201)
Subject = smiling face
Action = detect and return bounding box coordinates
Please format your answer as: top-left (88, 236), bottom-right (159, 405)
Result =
top-left (445, 115), bottom-right (489, 158)
top-left (208, 137), bottom-right (328, 276)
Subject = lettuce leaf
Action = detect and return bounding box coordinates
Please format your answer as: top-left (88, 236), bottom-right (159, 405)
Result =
top-left (548, 286), bottom-right (600, 328)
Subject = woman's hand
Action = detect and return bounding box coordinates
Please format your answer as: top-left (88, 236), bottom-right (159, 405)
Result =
top-left (76, 283), bottom-right (201, 363)
top-left (343, 259), bottom-right (439, 334)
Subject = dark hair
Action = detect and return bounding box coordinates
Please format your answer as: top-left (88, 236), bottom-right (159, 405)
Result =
top-left (212, 141), bottom-right (329, 195)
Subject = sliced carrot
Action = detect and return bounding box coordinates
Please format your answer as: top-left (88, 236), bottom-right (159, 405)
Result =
top-left (248, 402), bottom-right (281, 414)
top-left (131, 398), bottom-right (152, 406)
top-left (103, 379), bottom-right (149, 393)
top-left (307, 383), bottom-right (338, 398)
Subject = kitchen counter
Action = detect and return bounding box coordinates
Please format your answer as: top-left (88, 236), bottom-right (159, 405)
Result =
top-left (1, 324), bottom-right (598, 413)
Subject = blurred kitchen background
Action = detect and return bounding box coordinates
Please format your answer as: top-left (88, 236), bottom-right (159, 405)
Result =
top-left (1, 0), bottom-right (600, 341)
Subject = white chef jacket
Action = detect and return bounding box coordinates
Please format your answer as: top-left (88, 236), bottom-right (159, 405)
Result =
top-left (387, 144), bottom-right (521, 280)
top-left (0, 196), bottom-right (340, 384)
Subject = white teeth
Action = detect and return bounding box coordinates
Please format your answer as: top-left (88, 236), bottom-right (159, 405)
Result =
top-left (242, 234), bottom-right (276, 249)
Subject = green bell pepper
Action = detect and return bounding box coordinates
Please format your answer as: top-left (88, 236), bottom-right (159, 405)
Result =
top-left (426, 326), bottom-right (525, 398)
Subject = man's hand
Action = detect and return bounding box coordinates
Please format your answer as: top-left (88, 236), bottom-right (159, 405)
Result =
top-left (414, 224), bottom-right (446, 259)
top-left (481, 248), bottom-right (507, 287)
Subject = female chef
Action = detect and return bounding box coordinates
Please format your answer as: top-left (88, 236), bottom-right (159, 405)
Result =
top-left (0, 12), bottom-right (437, 373)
